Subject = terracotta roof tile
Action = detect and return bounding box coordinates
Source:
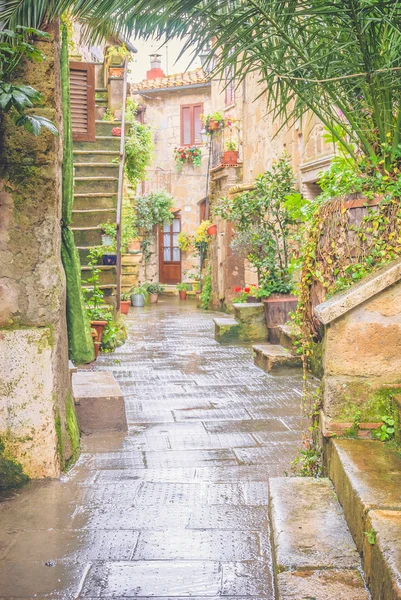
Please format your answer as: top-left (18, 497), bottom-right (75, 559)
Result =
top-left (132, 68), bottom-right (210, 92)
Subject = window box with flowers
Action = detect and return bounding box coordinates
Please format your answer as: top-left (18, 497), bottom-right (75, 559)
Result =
top-left (174, 146), bottom-right (202, 172)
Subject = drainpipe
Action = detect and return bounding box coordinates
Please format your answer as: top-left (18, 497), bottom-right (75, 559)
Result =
top-left (115, 57), bottom-right (128, 314)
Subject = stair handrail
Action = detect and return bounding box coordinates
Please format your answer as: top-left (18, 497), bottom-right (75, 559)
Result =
top-left (115, 56), bottom-right (129, 314)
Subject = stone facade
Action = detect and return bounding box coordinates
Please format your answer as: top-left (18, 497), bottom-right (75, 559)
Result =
top-left (0, 25), bottom-right (76, 478)
top-left (131, 71), bottom-right (211, 285)
top-left (207, 70), bottom-right (333, 304)
top-left (314, 259), bottom-right (401, 436)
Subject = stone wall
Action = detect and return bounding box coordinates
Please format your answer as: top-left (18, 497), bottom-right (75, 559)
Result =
top-left (0, 25), bottom-right (76, 479)
top-left (314, 260), bottom-right (401, 437)
top-left (131, 84), bottom-right (211, 283)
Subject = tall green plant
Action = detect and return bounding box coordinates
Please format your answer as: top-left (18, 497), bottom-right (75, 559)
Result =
top-left (134, 189), bottom-right (174, 235)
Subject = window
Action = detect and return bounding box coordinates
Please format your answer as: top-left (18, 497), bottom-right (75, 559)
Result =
top-left (180, 103), bottom-right (203, 146)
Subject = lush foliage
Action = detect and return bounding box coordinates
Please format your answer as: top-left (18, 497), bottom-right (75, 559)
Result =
top-left (134, 189), bottom-right (174, 235)
top-left (176, 282), bottom-right (190, 291)
top-left (0, 26), bottom-right (58, 135)
top-left (121, 197), bottom-right (138, 252)
top-left (146, 282), bottom-right (165, 294)
top-left (200, 267), bottom-right (212, 309)
top-left (125, 100), bottom-right (154, 186)
top-left (214, 156), bottom-right (300, 292)
top-left (177, 232), bottom-right (193, 251)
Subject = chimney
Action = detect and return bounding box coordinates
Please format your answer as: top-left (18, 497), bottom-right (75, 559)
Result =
top-left (146, 54), bottom-right (165, 80)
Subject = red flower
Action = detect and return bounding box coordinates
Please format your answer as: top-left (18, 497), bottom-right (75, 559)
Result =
top-left (234, 286), bottom-right (242, 293)
top-left (251, 284), bottom-right (257, 288)
top-left (244, 286), bottom-right (251, 293)
top-left (181, 153), bottom-right (185, 159)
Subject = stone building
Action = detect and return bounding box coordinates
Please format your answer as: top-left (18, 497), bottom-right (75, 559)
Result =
top-left (131, 57), bottom-right (211, 286)
top-left (206, 69), bottom-right (334, 308)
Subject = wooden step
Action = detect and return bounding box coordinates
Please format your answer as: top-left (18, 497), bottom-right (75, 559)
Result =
top-left (270, 477), bottom-right (370, 599)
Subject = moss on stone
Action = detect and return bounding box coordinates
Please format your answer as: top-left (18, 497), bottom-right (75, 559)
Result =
top-left (55, 410), bottom-right (64, 467)
top-left (309, 341), bottom-right (323, 379)
top-left (338, 388), bottom-right (396, 423)
top-left (65, 392), bottom-right (80, 468)
top-left (0, 439), bottom-right (29, 490)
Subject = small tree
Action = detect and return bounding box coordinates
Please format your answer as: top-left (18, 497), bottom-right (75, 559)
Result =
top-left (214, 156), bottom-right (300, 292)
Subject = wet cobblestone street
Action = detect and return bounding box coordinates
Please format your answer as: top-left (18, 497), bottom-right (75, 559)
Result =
top-left (0, 298), bottom-right (304, 599)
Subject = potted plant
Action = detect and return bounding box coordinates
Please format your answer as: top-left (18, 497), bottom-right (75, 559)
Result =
top-left (188, 270), bottom-right (201, 292)
top-left (100, 222), bottom-right (116, 247)
top-left (200, 112), bottom-right (226, 134)
top-left (146, 282), bottom-right (165, 303)
top-left (174, 146), bottom-right (202, 172)
top-left (130, 284), bottom-right (148, 307)
top-left (128, 239), bottom-right (141, 254)
top-left (207, 224), bottom-right (217, 235)
top-left (222, 140), bottom-right (239, 165)
top-left (120, 292), bottom-right (131, 315)
top-left (176, 282), bottom-right (190, 300)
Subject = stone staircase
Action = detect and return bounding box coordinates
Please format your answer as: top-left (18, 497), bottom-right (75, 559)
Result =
top-left (270, 439), bottom-right (401, 599)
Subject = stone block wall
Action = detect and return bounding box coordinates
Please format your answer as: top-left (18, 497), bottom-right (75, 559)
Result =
top-left (0, 25), bottom-right (76, 479)
top-left (314, 260), bottom-right (401, 436)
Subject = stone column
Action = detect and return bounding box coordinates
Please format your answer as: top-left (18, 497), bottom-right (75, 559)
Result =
top-left (0, 24), bottom-right (77, 479)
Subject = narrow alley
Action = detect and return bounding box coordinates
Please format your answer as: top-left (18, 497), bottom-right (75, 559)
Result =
top-left (0, 299), bottom-right (304, 598)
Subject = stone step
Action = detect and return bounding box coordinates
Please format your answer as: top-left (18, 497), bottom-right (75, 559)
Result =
top-left (270, 477), bottom-right (370, 599)
top-left (72, 208), bottom-right (116, 228)
top-left (73, 193), bottom-right (117, 211)
top-left (95, 120), bottom-right (130, 136)
top-left (278, 323), bottom-right (300, 354)
top-left (233, 302), bottom-right (268, 342)
top-left (253, 343), bottom-right (302, 372)
top-left (72, 371), bottom-right (127, 435)
top-left (328, 439), bottom-right (401, 600)
top-left (95, 97), bottom-right (108, 105)
top-left (81, 265), bottom-right (116, 286)
top-left (74, 162), bottom-right (119, 178)
top-left (73, 136), bottom-right (121, 151)
top-left (74, 176), bottom-right (119, 194)
top-left (73, 226), bottom-right (102, 247)
top-left (73, 150), bottom-right (120, 164)
top-left (213, 317), bottom-right (240, 343)
top-left (161, 285), bottom-right (177, 295)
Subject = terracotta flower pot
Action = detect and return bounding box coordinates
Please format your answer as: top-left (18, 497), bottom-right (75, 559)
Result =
top-left (109, 67), bottom-right (124, 77)
top-left (222, 150), bottom-right (239, 165)
top-left (208, 119), bottom-right (220, 131)
top-left (207, 224), bottom-right (217, 236)
top-left (90, 320), bottom-right (108, 359)
top-left (112, 127), bottom-right (122, 137)
top-left (128, 239), bottom-right (141, 254)
top-left (120, 300), bottom-right (130, 315)
top-left (179, 290), bottom-right (187, 300)
top-left (149, 293), bottom-right (159, 304)
top-left (262, 294), bottom-right (298, 344)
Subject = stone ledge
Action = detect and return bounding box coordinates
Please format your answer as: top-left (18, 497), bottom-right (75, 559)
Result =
top-left (321, 412), bottom-right (381, 439)
top-left (73, 371), bottom-right (127, 435)
top-left (278, 323), bottom-right (300, 354)
top-left (314, 257), bottom-right (401, 325)
top-left (277, 569), bottom-right (370, 600)
top-left (328, 439), bottom-right (401, 554)
top-left (253, 343), bottom-right (301, 372)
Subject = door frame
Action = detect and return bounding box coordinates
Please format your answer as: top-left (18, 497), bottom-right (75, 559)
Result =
top-left (158, 213), bottom-right (182, 284)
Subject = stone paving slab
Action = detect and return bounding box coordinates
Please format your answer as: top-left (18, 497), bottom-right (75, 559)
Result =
top-left (0, 299), bottom-right (306, 598)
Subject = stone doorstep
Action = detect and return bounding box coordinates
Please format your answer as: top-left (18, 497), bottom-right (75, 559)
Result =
top-left (269, 477), bottom-right (369, 600)
top-left (277, 323), bottom-right (300, 354)
top-left (321, 412), bottom-right (381, 439)
top-left (253, 343), bottom-right (302, 372)
top-left (72, 371), bottom-right (127, 435)
top-left (328, 438), bottom-right (401, 600)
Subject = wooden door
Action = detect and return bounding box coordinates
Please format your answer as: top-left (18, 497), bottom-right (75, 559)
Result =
top-left (159, 215), bottom-right (181, 284)
top-left (69, 62), bottom-right (95, 142)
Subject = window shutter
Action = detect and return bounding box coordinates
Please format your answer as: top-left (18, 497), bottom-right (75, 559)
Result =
top-left (193, 104), bottom-right (203, 144)
top-left (69, 62), bottom-right (95, 142)
top-left (181, 106), bottom-right (191, 145)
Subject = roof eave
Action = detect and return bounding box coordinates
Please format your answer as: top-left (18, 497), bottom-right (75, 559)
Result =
top-left (130, 81), bottom-right (211, 95)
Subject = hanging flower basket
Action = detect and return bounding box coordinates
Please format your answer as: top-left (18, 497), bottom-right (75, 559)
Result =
top-left (207, 224), bottom-right (217, 235)
top-left (109, 67), bottom-right (124, 78)
top-left (112, 127), bottom-right (122, 137)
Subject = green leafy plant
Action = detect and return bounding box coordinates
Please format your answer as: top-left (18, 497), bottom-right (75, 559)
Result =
top-left (225, 140), bottom-right (237, 151)
top-left (102, 108), bottom-right (114, 122)
top-left (121, 197), bottom-right (139, 253)
top-left (176, 282), bottom-right (190, 291)
top-left (0, 26), bottom-right (58, 135)
top-left (174, 146), bottom-right (202, 171)
top-left (120, 292), bottom-right (131, 301)
top-left (130, 284), bottom-right (148, 296)
top-left (134, 190), bottom-right (174, 235)
top-left (214, 155), bottom-right (299, 290)
top-left (124, 103), bottom-right (154, 186)
top-left (200, 267), bottom-right (212, 309)
top-left (146, 282), bottom-right (165, 295)
top-left (365, 529), bottom-right (376, 546)
top-left (374, 415), bottom-right (396, 442)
